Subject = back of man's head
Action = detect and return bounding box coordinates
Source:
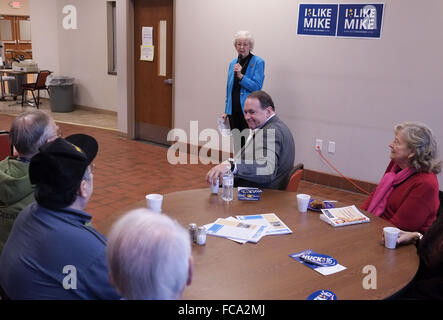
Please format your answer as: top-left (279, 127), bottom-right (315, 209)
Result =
top-left (30, 134), bottom-right (98, 210)
top-left (9, 111), bottom-right (55, 158)
top-left (107, 209), bottom-right (192, 300)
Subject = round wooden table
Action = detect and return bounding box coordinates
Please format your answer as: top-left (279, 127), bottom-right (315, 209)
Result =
top-left (127, 188), bottom-right (419, 300)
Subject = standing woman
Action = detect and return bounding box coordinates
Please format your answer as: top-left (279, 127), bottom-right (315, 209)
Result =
top-left (361, 121), bottom-right (441, 233)
top-left (222, 30), bottom-right (265, 152)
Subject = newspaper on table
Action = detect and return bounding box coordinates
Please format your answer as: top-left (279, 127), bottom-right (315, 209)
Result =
top-left (319, 205), bottom-right (370, 227)
top-left (205, 217), bottom-right (268, 244)
top-left (236, 213), bottom-right (292, 235)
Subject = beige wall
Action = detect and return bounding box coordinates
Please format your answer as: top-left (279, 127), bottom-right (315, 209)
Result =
top-left (173, 0), bottom-right (443, 186)
top-left (0, 0), bottom-right (29, 15)
top-left (29, 0), bottom-right (59, 77)
top-left (28, 0), bottom-right (443, 187)
top-left (115, 0), bottom-right (132, 135)
top-left (29, 0), bottom-right (117, 111)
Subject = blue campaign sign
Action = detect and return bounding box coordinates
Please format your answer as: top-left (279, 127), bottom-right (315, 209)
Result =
top-left (337, 4), bottom-right (384, 38)
top-left (297, 4), bottom-right (338, 36)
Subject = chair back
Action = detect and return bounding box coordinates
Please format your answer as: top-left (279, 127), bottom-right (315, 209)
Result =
top-left (34, 70), bottom-right (52, 89)
top-left (285, 163), bottom-right (304, 192)
top-left (438, 190), bottom-right (443, 218)
top-left (0, 130), bottom-right (12, 160)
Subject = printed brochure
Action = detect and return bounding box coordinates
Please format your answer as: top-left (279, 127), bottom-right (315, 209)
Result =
top-left (205, 217), bottom-right (268, 243)
top-left (236, 213), bottom-right (292, 235)
top-left (320, 205), bottom-right (370, 227)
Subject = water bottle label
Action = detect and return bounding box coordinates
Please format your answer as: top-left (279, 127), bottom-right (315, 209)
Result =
top-left (223, 177), bottom-right (233, 186)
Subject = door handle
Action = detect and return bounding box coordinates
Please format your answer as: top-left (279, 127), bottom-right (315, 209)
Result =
top-left (164, 78), bottom-right (173, 85)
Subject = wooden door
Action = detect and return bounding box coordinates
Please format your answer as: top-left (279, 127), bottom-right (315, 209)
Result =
top-left (134, 0), bottom-right (173, 145)
top-left (0, 16), bottom-right (32, 65)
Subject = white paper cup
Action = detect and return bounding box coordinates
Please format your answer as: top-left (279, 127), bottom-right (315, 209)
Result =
top-left (383, 227), bottom-right (400, 249)
top-left (210, 178), bottom-right (219, 194)
top-left (146, 194), bottom-right (163, 213)
top-left (297, 194), bottom-right (311, 213)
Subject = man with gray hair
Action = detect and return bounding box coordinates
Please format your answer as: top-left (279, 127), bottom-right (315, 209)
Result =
top-left (0, 134), bottom-right (120, 299)
top-left (0, 110), bottom-right (59, 254)
top-left (106, 208), bottom-right (193, 300)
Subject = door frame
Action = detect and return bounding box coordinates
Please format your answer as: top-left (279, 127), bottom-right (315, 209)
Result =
top-left (125, 0), bottom-right (176, 141)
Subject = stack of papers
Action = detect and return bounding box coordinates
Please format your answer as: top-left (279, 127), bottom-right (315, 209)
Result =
top-left (236, 213), bottom-right (292, 235)
top-left (320, 205), bottom-right (370, 227)
top-left (205, 213), bottom-right (292, 244)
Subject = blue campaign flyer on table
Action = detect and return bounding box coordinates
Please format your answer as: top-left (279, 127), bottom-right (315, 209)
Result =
top-left (289, 249), bottom-right (347, 276)
top-left (237, 187), bottom-right (263, 201)
top-left (306, 290), bottom-right (338, 300)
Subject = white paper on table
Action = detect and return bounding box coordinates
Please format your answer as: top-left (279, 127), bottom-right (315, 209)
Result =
top-left (313, 264), bottom-right (347, 276)
top-left (205, 217), bottom-right (268, 244)
top-left (204, 218), bottom-right (247, 244)
top-left (236, 213), bottom-right (292, 235)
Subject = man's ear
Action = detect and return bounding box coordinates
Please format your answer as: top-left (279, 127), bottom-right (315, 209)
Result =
top-left (187, 256), bottom-right (194, 286)
top-left (78, 179), bottom-right (88, 198)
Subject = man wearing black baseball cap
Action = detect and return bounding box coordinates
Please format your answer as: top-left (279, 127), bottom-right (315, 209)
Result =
top-left (0, 134), bottom-right (120, 300)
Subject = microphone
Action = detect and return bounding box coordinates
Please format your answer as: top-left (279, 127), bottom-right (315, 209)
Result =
top-left (235, 54), bottom-right (242, 78)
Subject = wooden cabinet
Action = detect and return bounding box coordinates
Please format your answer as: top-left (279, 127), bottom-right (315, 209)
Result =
top-left (0, 15), bottom-right (32, 65)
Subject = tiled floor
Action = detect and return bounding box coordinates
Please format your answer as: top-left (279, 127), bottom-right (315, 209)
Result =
top-left (0, 98), bottom-right (118, 131)
top-left (0, 112), bottom-right (368, 236)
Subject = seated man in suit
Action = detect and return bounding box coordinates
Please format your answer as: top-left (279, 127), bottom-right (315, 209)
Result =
top-left (0, 134), bottom-right (120, 300)
top-left (206, 90), bottom-right (295, 190)
top-left (0, 110), bottom-right (59, 254)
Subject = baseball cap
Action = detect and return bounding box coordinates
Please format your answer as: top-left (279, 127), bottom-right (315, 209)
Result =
top-left (29, 134), bottom-right (98, 192)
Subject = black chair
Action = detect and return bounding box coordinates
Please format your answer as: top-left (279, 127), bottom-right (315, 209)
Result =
top-left (0, 130), bottom-right (13, 160)
top-left (21, 70), bottom-right (52, 108)
top-left (438, 190), bottom-right (443, 218)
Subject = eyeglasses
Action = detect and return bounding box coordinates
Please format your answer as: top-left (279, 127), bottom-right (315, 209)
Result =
top-left (235, 42), bottom-right (250, 48)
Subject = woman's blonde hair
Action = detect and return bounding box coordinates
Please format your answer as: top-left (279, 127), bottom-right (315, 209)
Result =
top-left (395, 121), bottom-right (441, 174)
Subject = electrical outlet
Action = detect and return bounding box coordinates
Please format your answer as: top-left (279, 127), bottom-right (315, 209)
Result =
top-left (315, 139), bottom-right (323, 151)
top-left (328, 141), bottom-right (336, 154)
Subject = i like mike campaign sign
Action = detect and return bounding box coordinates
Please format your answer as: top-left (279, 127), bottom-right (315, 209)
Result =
top-left (297, 3), bottom-right (384, 39)
top-left (337, 4), bottom-right (384, 38)
top-left (297, 4), bottom-right (338, 36)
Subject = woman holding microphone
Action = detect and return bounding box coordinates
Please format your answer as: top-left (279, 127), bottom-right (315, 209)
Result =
top-left (222, 30), bottom-right (265, 153)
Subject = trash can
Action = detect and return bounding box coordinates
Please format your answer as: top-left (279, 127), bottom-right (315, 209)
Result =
top-left (47, 75), bottom-right (75, 112)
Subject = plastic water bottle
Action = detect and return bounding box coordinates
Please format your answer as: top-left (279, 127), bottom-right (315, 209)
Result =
top-left (222, 170), bottom-right (234, 201)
